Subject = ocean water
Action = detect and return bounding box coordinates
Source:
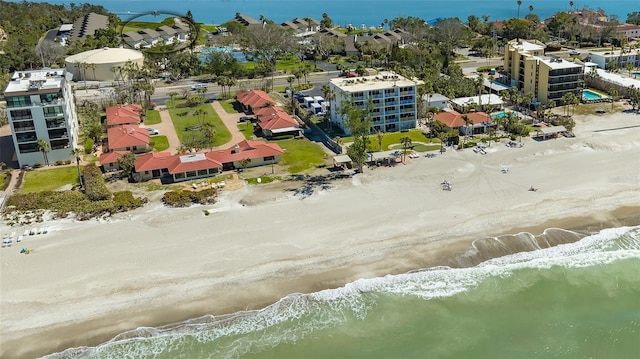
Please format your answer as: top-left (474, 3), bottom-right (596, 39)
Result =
top-left (45, 225), bottom-right (640, 359)
top-left (17, 0), bottom-right (636, 26)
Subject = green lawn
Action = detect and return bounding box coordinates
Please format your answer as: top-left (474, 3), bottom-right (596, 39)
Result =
top-left (275, 138), bottom-right (327, 174)
top-left (238, 122), bottom-right (254, 139)
top-left (219, 100), bottom-right (239, 113)
top-left (340, 130), bottom-right (439, 151)
top-left (151, 135), bottom-right (170, 152)
top-left (145, 109), bottom-right (162, 125)
top-left (167, 100), bottom-right (232, 147)
top-left (83, 154), bottom-right (99, 163)
top-left (21, 166), bottom-right (79, 193)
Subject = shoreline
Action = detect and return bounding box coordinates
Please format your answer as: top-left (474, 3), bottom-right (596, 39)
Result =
top-left (1, 112), bottom-right (640, 358)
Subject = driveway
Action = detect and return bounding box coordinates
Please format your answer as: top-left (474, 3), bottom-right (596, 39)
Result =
top-left (210, 101), bottom-right (247, 150)
top-left (148, 106), bottom-right (181, 153)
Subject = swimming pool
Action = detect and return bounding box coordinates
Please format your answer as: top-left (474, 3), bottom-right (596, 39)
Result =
top-left (582, 89), bottom-right (605, 101)
top-left (633, 72), bottom-right (640, 79)
top-left (491, 111), bottom-right (508, 119)
top-left (198, 47), bottom-right (248, 63)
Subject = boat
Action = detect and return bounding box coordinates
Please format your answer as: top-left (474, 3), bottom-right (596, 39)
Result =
top-left (17, 235), bottom-right (23, 242)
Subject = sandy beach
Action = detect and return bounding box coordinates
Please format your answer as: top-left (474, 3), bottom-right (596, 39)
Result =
top-left (1, 111), bottom-right (639, 358)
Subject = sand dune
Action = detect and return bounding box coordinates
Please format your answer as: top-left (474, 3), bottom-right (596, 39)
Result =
top-left (1, 112), bottom-right (639, 358)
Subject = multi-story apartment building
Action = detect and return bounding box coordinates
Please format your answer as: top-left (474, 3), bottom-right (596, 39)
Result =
top-left (4, 68), bottom-right (79, 167)
top-left (329, 71), bottom-right (417, 135)
top-left (504, 40), bottom-right (584, 104)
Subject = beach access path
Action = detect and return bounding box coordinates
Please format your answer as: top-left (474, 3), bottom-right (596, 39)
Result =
top-left (210, 101), bottom-right (247, 150)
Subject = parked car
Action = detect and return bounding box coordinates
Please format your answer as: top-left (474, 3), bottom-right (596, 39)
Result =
top-left (191, 84), bottom-right (208, 90)
top-left (569, 50), bottom-right (580, 56)
top-left (146, 128), bottom-right (159, 135)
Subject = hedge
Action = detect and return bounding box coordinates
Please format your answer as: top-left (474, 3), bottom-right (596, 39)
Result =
top-left (83, 163), bottom-right (111, 201)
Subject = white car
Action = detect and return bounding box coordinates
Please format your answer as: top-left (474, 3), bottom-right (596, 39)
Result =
top-left (146, 128), bottom-right (159, 135)
top-left (191, 84), bottom-right (208, 91)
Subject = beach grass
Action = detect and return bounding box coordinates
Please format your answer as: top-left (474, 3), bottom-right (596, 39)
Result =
top-left (167, 100), bottom-right (231, 147)
top-left (150, 135), bottom-right (170, 152)
top-left (145, 110), bottom-right (162, 125)
top-left (20, 166), bottom-right (79, 193)
top-left (219, 100), bottom-right (239, 113)
top-left (245, 176), bottom-right (281, 185)
top-left (275, 138), bottom-right (327, 173)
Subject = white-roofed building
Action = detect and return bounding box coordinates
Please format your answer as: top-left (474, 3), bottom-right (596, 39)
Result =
top-left (3, 69), bottom-right (79, 167)
top-left (588, 49), bottom-right (640, 70)
top-left (65, 48), bottom-right (144, 81)
top-left (329, 71), bottom-right (418, 134)
top-left (450, 94), bottom-right (504, 113)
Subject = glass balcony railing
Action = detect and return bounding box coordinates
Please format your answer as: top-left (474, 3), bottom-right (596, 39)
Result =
top-left (14, 126), bottom-right (35, 132)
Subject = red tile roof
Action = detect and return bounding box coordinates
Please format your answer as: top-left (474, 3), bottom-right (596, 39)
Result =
top-left (167, 153), bottom-right (222, 174)
top-left (236, 90), bottom-right (275, 109)
top-left (106, 104), bottom-right (142, 126)
top-left (208, 140), bottom-right (284, 164)
top-left (99, 150), bottom-right (128, 165)
top-left (134, 152), bottom-right (175, 172)
top-left (435, 111), bottom-right (491, 128)
top-left (254, 106), bottom-right (299, 130)
top-left (107, 125), bottom-right (150, 149)
top-left (134, 151), bottom-right (223, 174)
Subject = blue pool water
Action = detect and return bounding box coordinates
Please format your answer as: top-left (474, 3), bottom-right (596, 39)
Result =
top-left (491, 111), bottom-right (507, 119)
top-left (582, 89), bottom-right (603, 100)
top-left (633, 73), bottom-right (640, 79)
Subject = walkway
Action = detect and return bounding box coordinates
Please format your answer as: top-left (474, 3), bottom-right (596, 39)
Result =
top-left (210, 101), bottom-right (247, 150)
top-left (149, 106), bottom-right (182, 153)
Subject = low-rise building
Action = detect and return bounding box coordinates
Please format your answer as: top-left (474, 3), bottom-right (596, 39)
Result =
top-left (329, 71), bottom-right (418, 134)
top-left (106, 125), bottom-right (150, 153)
top-left (105, 104), bottom-right (142, 128)
top-left (254, 107), bottom-right (300, 138)
top-left (99, 150), bottom-right (127, 171)
top-left (236, 90), bottom-right (276, 113)
top-left (588, 49), bottom-right (640, 70)
top-left (450, 94), bottom-right (504, 113)
top-left (434, 110), bottom-right (495, 136)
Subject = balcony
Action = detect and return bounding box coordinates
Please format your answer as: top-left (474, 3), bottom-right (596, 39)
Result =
top-left (46, 120), bottom-right (66, 128)
top-left (14, 125), bottom-right (35, 132)
top-left (399, 100), bottom-right (414, 105)
top-left (16, 135), bottom-right (37, 143)
top-left (44, 112), bottom-right (64, 119)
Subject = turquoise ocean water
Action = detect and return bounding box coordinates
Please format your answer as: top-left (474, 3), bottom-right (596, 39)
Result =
top-left (44, 225), bottom-right (640, 359)
top-left (16, 0), bottom-right (636, 26)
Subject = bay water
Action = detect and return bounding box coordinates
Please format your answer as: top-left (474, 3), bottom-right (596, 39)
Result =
top-left (17, 1), bottom-right (636, 26)
top-left (45, 225), bottom-right (640, 358)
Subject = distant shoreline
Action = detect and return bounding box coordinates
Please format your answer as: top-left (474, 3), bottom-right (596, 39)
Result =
top-left (2, 111), bottom-right (640, 358)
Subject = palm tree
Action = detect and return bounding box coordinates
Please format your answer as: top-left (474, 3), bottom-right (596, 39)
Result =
top-left (193, 108), bottom-right (208, 126)
top-left (517, 0), bottom-right (523, 19)
top-left (70, 148), bottom-right (83, 189)
top-left (528, 5), bottom-right (534, 16)
top-left (569, 1), bottom-right (574, 13)
top-left (608, 88), bottom-right (618, 110)
top-left (461, 114), bottom-right (472, 149)
top-left (201, 122), bottom-right (216, 150)
top-left (37, 139), bottom-right (50, 166)
top-left (400, 136), bottom-right (412, 162)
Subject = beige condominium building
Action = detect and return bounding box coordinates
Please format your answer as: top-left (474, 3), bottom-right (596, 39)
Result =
top-left (4, 68), bottom-right (79, 167)
top-left (329, 71), bottom-right (418, 135)
top-left (504, 40), bottom-right (584, 104)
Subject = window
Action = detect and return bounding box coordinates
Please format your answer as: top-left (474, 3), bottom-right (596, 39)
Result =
top-left (10, 109), bottom-right (32, 121)
top-left (264, 156), bottom-right (275, 161)
top-left (43, 106), bottom-right (63, 116)
top-left (18, 143), bottom-right (39, 153)
top-left (197, 170), bottom-right (208, 176)
top-left (175, 172), bottom-right (186, 179)
top-left (40, 92), bottom-right (61, 104)
top-left (6, 96), bottom-right (32, 108)
top-left (186, 171), bottom-right (197, 177)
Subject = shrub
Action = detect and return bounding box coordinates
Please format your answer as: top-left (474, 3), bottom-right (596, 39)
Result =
top-left (55, 160), bottom-right (65, 166)
top-left (84, 138), bottom-right (94, 155)
top-left (162, 188), bottom-right (217, 207)
top-left (112, 190), bottom-right (147, 210)
top-left (65, 160), bottom-right (72, 165)
top-left (33, 163), bottom-right (42, 168)
top-left (82, 163), bottom-right (111, 201)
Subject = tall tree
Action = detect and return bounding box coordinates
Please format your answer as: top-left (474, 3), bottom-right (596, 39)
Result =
top-left (338, 96), bottom-right (373, 173)
top-left (400, 136), bottom-right (412, 162)
top-left (517, 0), bottom-right (523, 19)
top-left (70, 148), bottom-right (83, 189)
